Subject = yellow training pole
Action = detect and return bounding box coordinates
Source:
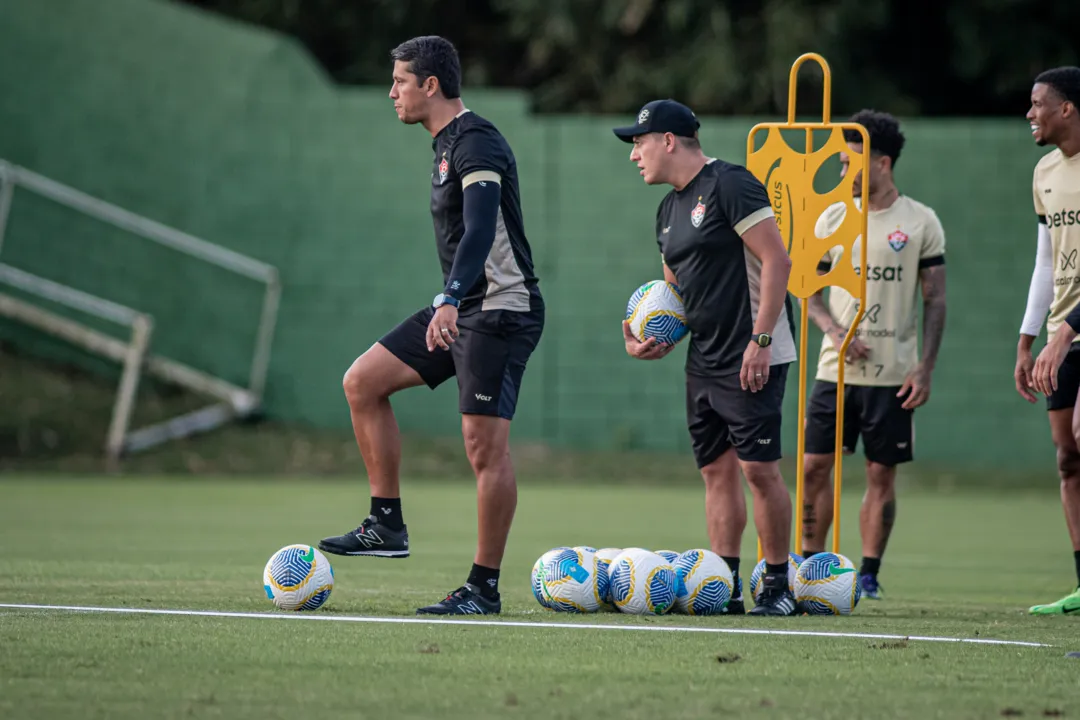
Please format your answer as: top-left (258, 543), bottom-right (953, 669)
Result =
top-left (747, 53), bottom-right (869, 564)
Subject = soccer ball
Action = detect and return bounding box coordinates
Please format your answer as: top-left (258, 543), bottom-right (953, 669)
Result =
top-left (608, 548), bottom-right (678, 615)
top-left (749, 552), bottom-right (804, 602)
top-left (793, 552), bottom-right (862, 615)
top-left (655, 550), bottom-right (680, 564)
top-left (262, 544), bottom-right (334, 611)
top-left (593, 547), bottom-right (622, 608)
top-left (674, 549), bottom-right (734, 615)
top-left (626, 280), bottom-right (689, 346)
top-left (531, 554), bottom-right (554, 609)
top-left (537, 547), bottom-right (605, 612)
top-left (573, 545), bottom-right (611, 609)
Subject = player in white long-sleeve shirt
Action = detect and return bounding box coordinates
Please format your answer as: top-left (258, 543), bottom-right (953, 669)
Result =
top-left (1014, 66), bottom-right (1080, 615)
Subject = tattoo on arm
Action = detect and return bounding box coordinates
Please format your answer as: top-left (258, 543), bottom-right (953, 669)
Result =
top-left (919, 265), bottom-right (947, 368)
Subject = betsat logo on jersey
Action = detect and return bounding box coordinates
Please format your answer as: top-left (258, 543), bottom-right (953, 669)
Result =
top-left (1046, 207), bottom-right (1079, 228)
top-left (626, 280), bottom-right (689, 346)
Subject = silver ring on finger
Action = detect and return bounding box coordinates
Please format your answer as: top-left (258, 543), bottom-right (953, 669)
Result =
top-left (441, 328), bottom-right (451, 335)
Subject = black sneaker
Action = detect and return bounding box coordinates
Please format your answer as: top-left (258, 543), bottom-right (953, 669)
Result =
top-left (724, 577), bottom-right (746, 615)
top-left (416, 584), bottom-right (501, 615)
top-left (317, 515), bottom-right (409, 558)
top-left (748, 573), bottom-right (796, 616)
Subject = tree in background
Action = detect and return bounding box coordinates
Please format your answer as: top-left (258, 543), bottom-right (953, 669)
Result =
top-left (183, 0), bottom-right (1080, 116)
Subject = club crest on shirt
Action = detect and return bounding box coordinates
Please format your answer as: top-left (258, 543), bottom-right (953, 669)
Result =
top-left (887, 228), bottom-right (908, 252)
top-left (691, 196), bottom-right (706, 228)
top-left (438, 153), bottom-right (449, 184)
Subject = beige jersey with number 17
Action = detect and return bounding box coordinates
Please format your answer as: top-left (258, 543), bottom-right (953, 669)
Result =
top-left (814, 196), bottom-right (946, 387)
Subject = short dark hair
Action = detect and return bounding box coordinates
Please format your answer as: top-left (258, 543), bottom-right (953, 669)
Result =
top-left (390, 36), bottom-right (462, 99)
top-left (1035, 66), bottom-right (1080, 108)
top-left (843, 109), bottom-right (905, 169)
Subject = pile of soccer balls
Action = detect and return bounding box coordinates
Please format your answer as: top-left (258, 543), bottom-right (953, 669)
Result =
top-left (257, 542), bottom-right (860, 616)
top-left (532, 546), bottom-right (861, 616)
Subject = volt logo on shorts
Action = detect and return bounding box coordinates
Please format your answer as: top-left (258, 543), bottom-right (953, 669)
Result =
top-left (474, 393), bottom-right (492, 402)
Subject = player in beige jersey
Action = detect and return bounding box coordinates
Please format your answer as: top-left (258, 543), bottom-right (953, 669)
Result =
top-left (1015, 67), bottom-right (1080, 615)
top-left (800, 111), bottom-right (948, 600)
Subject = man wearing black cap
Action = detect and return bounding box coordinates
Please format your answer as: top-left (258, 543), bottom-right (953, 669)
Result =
top-left (614, 99), bottom-right (799, 616)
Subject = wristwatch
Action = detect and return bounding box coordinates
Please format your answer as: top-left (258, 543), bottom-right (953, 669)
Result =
top-left (752, 332), bottom-right (772, 347)
top-left (432, 293), bottom-right (460, 309)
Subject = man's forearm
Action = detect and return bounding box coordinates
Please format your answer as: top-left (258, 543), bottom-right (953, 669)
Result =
top-left (919, 265), bottom-right (946, 370)
top-left (921, 301), bottom-right (946, 370)
top-left (443, 181), bottom-right (501, 297)
top-left (753, 253), bottom-right (792, 334)
top-left (807, 291), bottom-right (840, 336)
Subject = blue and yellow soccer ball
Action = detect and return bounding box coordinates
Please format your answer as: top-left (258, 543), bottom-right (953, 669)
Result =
top-left (626, 280), bottom-right (689, 346)
top-left (536, 546), bottom-right (606, 613)
top-left (674, 549), bottom-right (733, 615)
top-left (793, 552), bottom-right (862, 615)
top-left (608, 548), bottom-right (678, 615)
top-left (655, 550), bottom-right (680, 564)
top-left (593, 547), bottom-right (622, 609)
top-left (262, 544), bottom-right (334, 611)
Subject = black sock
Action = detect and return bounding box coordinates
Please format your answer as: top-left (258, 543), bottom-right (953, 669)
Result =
top-left (861, 556), bottom-right (881, 577)
top-left (765, 562), bottom-right (788, 577)
top-left (370, 497), bottom-right (403, 530)
top-left (803, 550), bottom-right (822, 560)
top-left (722, 557), bottom-right (741, 595)
top-left (1074, 550), bottom-right (1080, 588)
top-left (468, 564), bottom-right (500, 598)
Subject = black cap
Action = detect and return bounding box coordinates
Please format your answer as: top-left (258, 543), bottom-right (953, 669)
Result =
top-left (613, 99), bottom-right (700, 143)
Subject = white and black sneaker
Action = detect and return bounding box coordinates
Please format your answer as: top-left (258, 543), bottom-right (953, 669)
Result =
top-left (318, 515), bottom-right (409, 558)
top-left (416, 583), bottom-right (501, 615)
top-left (748, 573), bottom-right (796, 616)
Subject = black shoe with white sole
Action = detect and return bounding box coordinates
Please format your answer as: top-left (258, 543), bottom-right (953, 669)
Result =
top-left (318, 515), bottom-right (409, 558)
top-left (748, 573), bottom-right (797, 616)
top-left (416, 584), bottom-right (501, 615)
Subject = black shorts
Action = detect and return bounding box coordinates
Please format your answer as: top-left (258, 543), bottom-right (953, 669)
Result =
top-left (804, 380), bottom-right (913, 466)
top-left (685, 364), bottom-right (789, 467)
top-left (1046, 345), bottom-right (1080, 411)
top-left (379, 307), bottom-right (543, 419)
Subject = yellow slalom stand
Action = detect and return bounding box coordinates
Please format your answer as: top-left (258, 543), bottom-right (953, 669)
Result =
top-left (746, 53), bottom-right (869, 561)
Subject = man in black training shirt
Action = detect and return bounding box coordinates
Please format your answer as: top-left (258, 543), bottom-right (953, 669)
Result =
top-left (319, 36), bottom-right (544, 616)
top-left (615, 100), bottom-right (799, 616)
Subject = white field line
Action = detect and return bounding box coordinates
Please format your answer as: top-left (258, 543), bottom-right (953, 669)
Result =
top-left (0, 603), bottom-right (1051, 648)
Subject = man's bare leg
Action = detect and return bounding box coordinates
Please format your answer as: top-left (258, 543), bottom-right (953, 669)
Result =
top-left (318, 343), bottom-right (424, 559)
top-left (801, 452), bottom-right (836, 554)
top-left (700, 448), bottom-right (747, 606)
top-left (1029, 408), bottom-right (1080, 613)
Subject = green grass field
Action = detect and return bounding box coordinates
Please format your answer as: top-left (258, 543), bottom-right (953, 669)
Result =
top-left (1, 475), bottom-right (1078, 719)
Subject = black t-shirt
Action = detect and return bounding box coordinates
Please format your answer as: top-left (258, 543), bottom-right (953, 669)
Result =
top-left (430, 111), bottom-right (543, 316)
top-left (656, 159), bottom-right (796, 377)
